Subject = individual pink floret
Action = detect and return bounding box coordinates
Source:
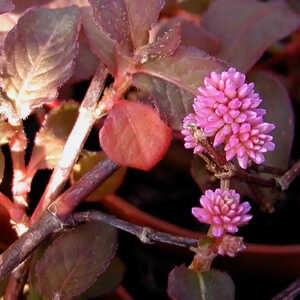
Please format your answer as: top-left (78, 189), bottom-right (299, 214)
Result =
top-left (181, 67), bottom-right (275, 169)
top-left (217, 235), bottom-right (246, 257)
top-left (192, 188), bottom-right (252, 237)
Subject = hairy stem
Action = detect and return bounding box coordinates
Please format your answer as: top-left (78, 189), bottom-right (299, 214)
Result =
top-left (30, 63), bottom-right (108, 224)
top-left (276, 159), bottom-right (300, 191)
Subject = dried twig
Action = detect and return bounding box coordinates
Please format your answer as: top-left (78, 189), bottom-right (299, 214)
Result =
top-left (272, 277), bottom-right (300, 300)
top-left (276, 159), bottom-right (300, 191)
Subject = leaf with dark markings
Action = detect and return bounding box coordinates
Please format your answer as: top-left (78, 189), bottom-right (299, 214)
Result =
top-left (100, 100), bottom-right (172, 171)
top-left (125, 0), bottom-right (165, 49)
top-left (1, 6), bottom-right (80, 121)
top-left (202, 0), bottom-right (300, 72)
top-left (81, 6), bottom-right (116, 74)
top-left (133, 73), bottom-right (194, 130)
top-left (35, 222), bottom-right (118, 299)
top-left (89, 0), bottom-right (132, 54)
top-left (168, 265), bottom-right (235, 300)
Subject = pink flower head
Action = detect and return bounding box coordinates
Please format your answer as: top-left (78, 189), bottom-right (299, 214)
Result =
top-left (192, 188), bottom-right (252, 237)
top-left (181, 67), bottom-right (275, 169)
top-left (217, 235), bottom-right (246, 257)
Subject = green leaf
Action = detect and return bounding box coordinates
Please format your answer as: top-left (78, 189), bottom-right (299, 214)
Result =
top-left (202, 0), bottom-right (300, 72)
top-left (35, 222), bottom-right (118, 299)
top-left (0, 148), bottom-right (5, 184)
top-left (27, 101), bottom-right (79, 173)
top-left (247, 71), bottom-right (294, 169)
top-left (168, 265), bottom-right (235, 300)
top-left (1, 6), bottom-right (80, 121)
top-left (71, 151), bottom-right (127, 202)
top-left (0, 0), bottom-right (14, 14)
top-left (81, 6), bottom-right (117, 74)
top-left (76, 257), bottom-right (125, 299)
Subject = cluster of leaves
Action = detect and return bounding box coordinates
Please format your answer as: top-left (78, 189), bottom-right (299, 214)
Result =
top-left (0, 0), bottom-right (299, 299)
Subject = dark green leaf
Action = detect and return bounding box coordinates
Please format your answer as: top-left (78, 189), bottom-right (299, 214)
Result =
top-left (168, 265), bottom-right (235, 300)
top-left (202, 0), bottom-right (300, 72)
top-left (35, 222), bottom-right (118, 299)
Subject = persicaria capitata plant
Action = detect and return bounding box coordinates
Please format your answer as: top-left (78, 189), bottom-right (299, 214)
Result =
top-left (0, 0), bottom-right (299, 299)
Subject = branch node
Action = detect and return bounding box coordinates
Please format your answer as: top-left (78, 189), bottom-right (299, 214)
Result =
top-left (139, 227), bottom-right (154, 244)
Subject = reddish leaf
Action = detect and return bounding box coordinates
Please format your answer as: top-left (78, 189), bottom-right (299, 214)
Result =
top-left (1, 6), bottom-right (80, 121)
top-left (202, 0), bottom-right (300, 72)
top-left (136, 22), bottom-right (181, 62)
top-left (133, 73), bottom-right (194, 130)
top-left (168, 265), bottom-right (235, 300)
top-left (125, 0), bottom-right (165, 49)
top-left (138, 46), bottom-right (227, 95)
top-left (100, 100), bottom-right (172, 171)
top-left (35, 222), bottom-right (118, 299)
top-left (81, 6), bottom-right (116, 74)
top-left (89, 0), bottom-right (132, 54)
top-left (0, 0), bottom-right (14, 14)
top-left (156, 17), bottom-right (219, 55)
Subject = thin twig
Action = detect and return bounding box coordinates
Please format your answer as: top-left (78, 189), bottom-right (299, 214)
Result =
top-left (30, 63), bottom-right (108, 224)
top-left (71, 210), bottom-right (198, 248)
top-left (272, 277), bottom-right (300, 300)
top-left (276, 159), bottom-right (300, 191)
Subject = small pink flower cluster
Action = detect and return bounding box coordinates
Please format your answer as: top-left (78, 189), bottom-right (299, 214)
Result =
top-left (192, 188), bottom-right (252, 238)
top-left (217, 235), bottom-right (246, 257)
top-left (182, 68), bottom-right (275, 169)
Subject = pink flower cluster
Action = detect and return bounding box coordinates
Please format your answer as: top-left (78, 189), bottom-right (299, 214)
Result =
top-left (192, 188), bottom-right (252, 238)
top-left (182, 68), bottom-right (275, 169)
